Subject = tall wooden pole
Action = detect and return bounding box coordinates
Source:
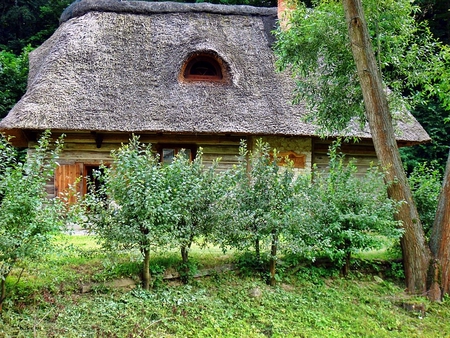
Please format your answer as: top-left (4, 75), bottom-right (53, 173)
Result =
top-left (342, 0), bottom-right (431, 294)
top-left (430, 150), bottom-right (450, 297)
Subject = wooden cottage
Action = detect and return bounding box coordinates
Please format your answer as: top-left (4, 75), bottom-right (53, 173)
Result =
top-left (0, 0), bottom-right (430, 199)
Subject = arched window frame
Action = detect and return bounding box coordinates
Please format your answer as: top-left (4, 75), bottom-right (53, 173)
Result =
top-left (180, 51), bottom-right (229, 83)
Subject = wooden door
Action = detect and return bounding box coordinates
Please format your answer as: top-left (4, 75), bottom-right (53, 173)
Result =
top-left (54, 163), bottom-right (83, 204)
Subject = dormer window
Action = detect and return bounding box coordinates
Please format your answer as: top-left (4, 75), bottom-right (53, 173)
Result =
top-left (180, 51), bottom-right (229, 83)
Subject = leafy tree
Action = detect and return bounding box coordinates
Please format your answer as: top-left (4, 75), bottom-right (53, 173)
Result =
top-left (401, 0), bottom-right (450, 174)
top-left (165, 149), bottom-right (223, 283)
top-left (275, 0), bottom-right (450, 297)
top-left (0, 47), bottom-right (31, 119)
top-left (342, 0), bottom-right (449, 300)
top-left (274, 0), bottom-right (444, 135)
top-left (408, 162), bottom-right (442, 236)
top-left (215, 139), bottom-right (302, 285)
top-left (0, 0), bottom-right (72, 53)
top-left (82, 136), bottom-right (173, 290)
top-left (0, 131), bottom-right (64, 312)
top-left (303, 141), bottom-right (403, 275)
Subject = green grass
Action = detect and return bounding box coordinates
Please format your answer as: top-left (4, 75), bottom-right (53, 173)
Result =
top-left (1, 235), bottom-right (450, 337)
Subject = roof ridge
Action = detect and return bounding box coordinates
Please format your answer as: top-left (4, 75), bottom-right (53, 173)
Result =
top-left (60, 0), bottom-right (277, 24)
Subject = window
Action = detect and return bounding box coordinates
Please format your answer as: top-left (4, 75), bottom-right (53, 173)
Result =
top-left (180, 51), bottom-right (228, 83)
top-left (158, 145), bottom-right (196, 164)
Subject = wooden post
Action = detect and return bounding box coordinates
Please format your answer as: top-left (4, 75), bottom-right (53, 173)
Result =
top-left (342, 0), bottom-right (431, 294)
top-left (429, 150), bottom-right (450, 298)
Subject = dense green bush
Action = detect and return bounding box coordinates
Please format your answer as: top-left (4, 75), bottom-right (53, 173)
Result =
top-left (300, 141), bottom-right (403, 275)
top-left (81, 137), bottom-right (403, 286)
top-left (81, 136), bottom-right (173, 290)
top-left (214, 139), bottom-right (307, 285)
top-left (408, 162), bottom-right (442, 236)
top-left (164, 149), bottom-right (224, 283)
top-left (0, 131), bottom-right (64, 312)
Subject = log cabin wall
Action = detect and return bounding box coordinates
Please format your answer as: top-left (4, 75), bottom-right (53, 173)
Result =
top-left (260, 136), bottom-right (312, 173)
top-left (31, 132), bottom-right (315, 200)
top-left (312, 138), bottom-right (378, 176)
top-left (33, 132), bottom-right (245, 200)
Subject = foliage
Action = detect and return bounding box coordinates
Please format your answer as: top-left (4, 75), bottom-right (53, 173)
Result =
top-left (400, 98), bottom-right (450, 173)
top-left (30, 0), bottom-right (74, 46)
top-left (164, 148), bottom-right (223, 282)
top-left (81, 135), bottom-right (173, 289)
top-left (1, 237), bottom-right (450, 338)
top-left (274, 0), bottom-right (449, 293)
top-left (408, 162), bottom-right (442, 236)
top-left (301, 140), bottom-right (403, 273)
top-left (0, 0), bottom-right (72, 53)
top-left (72, 136), bottom-right (402, 286)
top-left (274, 0), bottom-right (448, 136)
top-left (83, 136), bottom-right (170, 250)
top-left (0, 46), bottom-right (32, 119)
top-left (0, 130), bottom-right (64, 311)
top-left (214, 139), bottom-right (305, 284)
top-left (82, 138), bottom-right (227, 286)
top-left (433, 45), bottom-right (450, 112)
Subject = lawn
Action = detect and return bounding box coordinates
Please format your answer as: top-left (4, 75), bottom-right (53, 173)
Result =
top-left (1, 235), bottom-right (449, 337)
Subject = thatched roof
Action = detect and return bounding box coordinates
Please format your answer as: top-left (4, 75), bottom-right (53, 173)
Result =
top-left (0, 0), bottom-right (430, 145)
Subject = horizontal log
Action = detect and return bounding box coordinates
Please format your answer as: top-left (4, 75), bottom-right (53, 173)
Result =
top-left (49, 132), bottom-right (244, 146)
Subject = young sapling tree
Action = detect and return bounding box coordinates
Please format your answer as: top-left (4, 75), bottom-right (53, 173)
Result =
top-left (216, 139), bottom-right (301, 285)
top-left (0, 131), bottom-right (64, 312)
top-left (165, 149), bottom-right (222, 283)
top-left (304, 141), bottom-right (403, 275)
top-left (82, 136), bottom-right (172, 290)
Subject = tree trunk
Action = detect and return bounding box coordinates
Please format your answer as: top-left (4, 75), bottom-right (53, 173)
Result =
top-left (181, 245), bottom-right (189, 265)
top-left (269, 232), bottom-right (278, 286)
top-left (429, 150), bottom-right (450, 299)
top-left (342, 0), bottom-right (432, 293)
top-left (142, 248), bottom-right (151, 290)
top-left (342, 252), bottom-right (351, 277)
top-left (0, 278), bottom-right (5, 313)
top-left (255, 237), bottom-right (261, 263)
top-left (180, 242), bottom-right (192, 284)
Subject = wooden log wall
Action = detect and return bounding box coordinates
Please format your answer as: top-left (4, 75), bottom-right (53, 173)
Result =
top-left (260, 136), bottom-right (312, 173)
top-left (31, 132), bottom-right (245, 199)
top-left (32, 132), bottom-right (369, 200)
top-left (312, 138), bottom-right (378, 176)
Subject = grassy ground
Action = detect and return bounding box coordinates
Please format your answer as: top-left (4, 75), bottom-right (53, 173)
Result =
top-left (1, 235), bottom-right (450, 338)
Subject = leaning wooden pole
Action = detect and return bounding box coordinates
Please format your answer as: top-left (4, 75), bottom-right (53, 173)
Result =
top-left (429, 150), bottom-right (450, 298)
top-left (342, 0), bottom-right (431, 294)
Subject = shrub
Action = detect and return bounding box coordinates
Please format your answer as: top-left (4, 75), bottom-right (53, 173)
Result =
top-left (408, 162), bottom-right (442, 236)
top-left (301, 140), bottom-right (403, 275)
top-left (82, 135), bottom-right (173, 290)
top-left (214, 139), bottom-right (304, 285)
top-left (165, 149), bottom-right (223, 283)
top-left (0, 131), bottom-right (64, 312)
